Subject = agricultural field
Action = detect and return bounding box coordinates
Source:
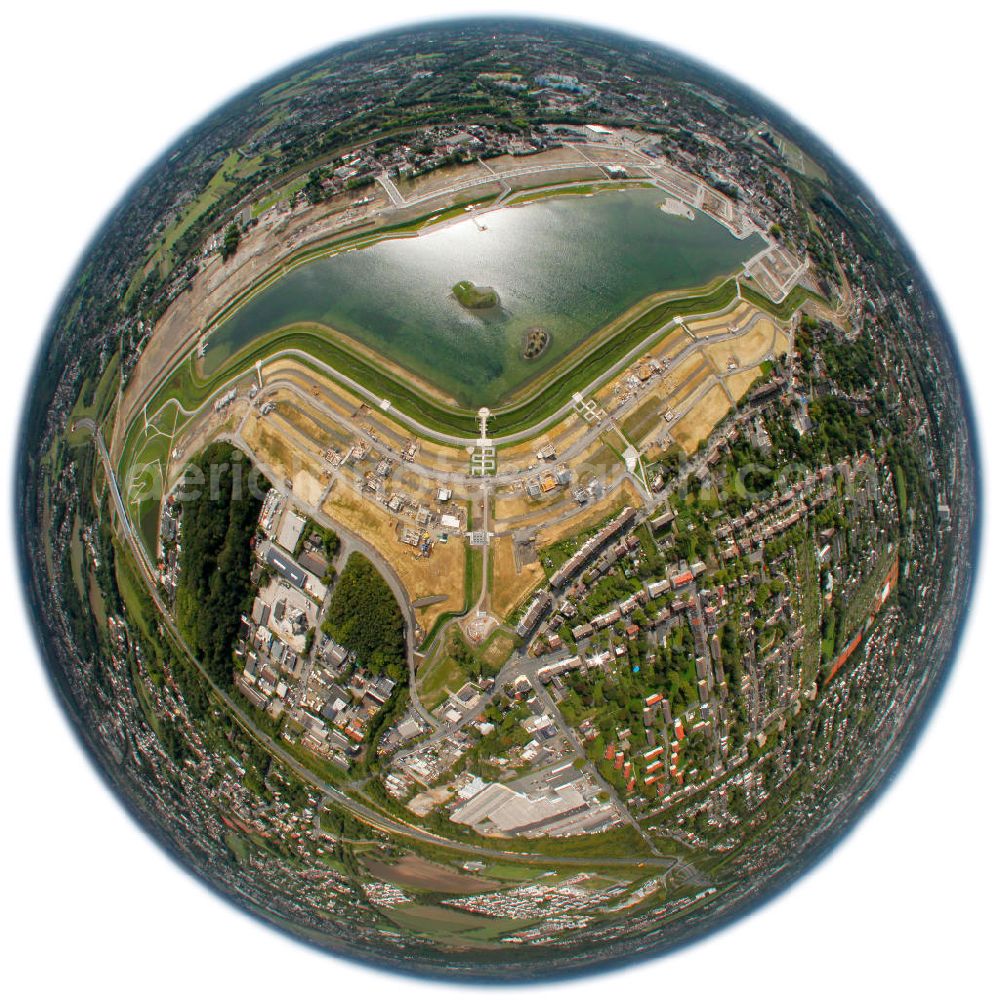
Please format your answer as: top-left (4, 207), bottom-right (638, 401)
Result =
top-left (366, 854), bottom-right (500, 893)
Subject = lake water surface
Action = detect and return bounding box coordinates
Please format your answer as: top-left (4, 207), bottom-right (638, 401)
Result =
top-left (205, 188), bottom-right (764, 406)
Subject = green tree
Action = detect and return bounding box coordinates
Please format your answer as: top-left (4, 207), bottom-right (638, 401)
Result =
top-left (220, 221), bottom-right (240, 261)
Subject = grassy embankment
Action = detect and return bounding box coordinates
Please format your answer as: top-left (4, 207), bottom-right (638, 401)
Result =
top-left (117, 263), bottom-right (824, 562)
top-left (417, 628), bottom-right (475, 709)
top-left (505, 179), bottom-right (653, 206)
top-left (418, 621), bottom-right (517, 709)
top-left (128, 275), bottom-right (797, 457)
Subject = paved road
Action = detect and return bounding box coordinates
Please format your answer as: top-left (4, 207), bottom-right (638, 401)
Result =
top-left (122, 253), bottom-right (779, 484)
top-left (77, 417), bottom-right (140, 551)
top-left (528, 672), bottom-right (661, 854)
top-left (476, 482), bottom-right (491, 614)
top-left (224, 426), bottom-right (443, 734)
top-left (390, 638), bottom-right (659, 856)
top-left (376, 172), bottom-right (404, 207)
top-left (89, 149), bottom-right (800, 876)
top-left (116, 136), bottom-right (780, 461)
top-left (134, 294), bottom-right (778, 509)
top-left (82, 420), bottom-right (687, 870)
top-left (258, 371), bottom-right (610, 492)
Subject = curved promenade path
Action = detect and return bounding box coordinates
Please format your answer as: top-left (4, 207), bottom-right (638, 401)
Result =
top-left (121, 293), bottom-right (780, 483)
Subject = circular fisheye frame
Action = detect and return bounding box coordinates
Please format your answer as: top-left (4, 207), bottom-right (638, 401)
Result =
top-left (16, 17), bottom-right (978, 981)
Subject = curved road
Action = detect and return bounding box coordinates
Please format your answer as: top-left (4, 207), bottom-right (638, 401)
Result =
top-left (127, 296), bottom-right (779, 496)
top-left (79, 418), bottom-right (685, 871)
top-left (222, 426), bottom-right (442, 734)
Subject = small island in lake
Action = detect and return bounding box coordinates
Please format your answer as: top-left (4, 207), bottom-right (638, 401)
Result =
top-left (452, 280), bottom-right (499, 310)
top-left (522, 326), bottom-right (551, 360)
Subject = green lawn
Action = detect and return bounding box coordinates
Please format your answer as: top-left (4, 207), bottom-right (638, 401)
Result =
top-left (418, 649), bottom-right (468, 709)
top-left (387, 903), bottom-right (534, 943)
top-left (621, 393), bottom-right (667, 443)
top-left (115, 243), bottom-right (827, 561)
top-left (225, 831), bottom-right (251, 863)
top-left (114, 546), bottom-right (151, 637)
top-left (252, 173), bottom-right (311, 217)
top-left (69, 351), bottom-right (120, 427)
top-left (479, 861), bottom-right (549, 881)
top-left (153, 150), bottom-right (264, 271)
top-left (69, 515), bottom-right (86, 599)
top-left (417, 624), bottom-right (491, 708)
top-left (839, 547), bottom-right (898, 643)
top-left (122, 408), bottom-right (179, 558)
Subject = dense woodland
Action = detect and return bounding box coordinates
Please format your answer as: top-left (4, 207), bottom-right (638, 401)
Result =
top-left (175, 444), bottom-right (266, 685)
top-left (323, 553), bottom-right (406, 681)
